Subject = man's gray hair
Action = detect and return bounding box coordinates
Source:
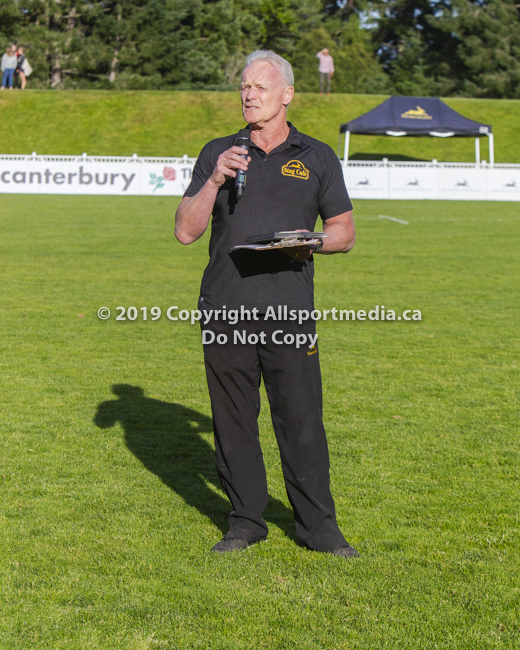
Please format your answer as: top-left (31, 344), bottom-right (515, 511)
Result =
top-left (244, 50), bottom-right (294, 87)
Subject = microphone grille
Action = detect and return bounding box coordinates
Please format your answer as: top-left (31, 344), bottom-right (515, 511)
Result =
top-left (236, 129), bottom-right (251, 146)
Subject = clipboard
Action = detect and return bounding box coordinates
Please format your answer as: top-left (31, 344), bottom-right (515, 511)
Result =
top-left (232, 231), bottom-right (326, 251)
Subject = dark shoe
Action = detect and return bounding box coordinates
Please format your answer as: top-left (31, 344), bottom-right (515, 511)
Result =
top-left (211, 538), bottom-right (252, 553)
top-left (329, 544), bottom-right (360, 558)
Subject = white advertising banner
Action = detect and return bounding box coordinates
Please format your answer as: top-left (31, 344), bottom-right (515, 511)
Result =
top-left (0, 160), bottom-right (140, 195)
top-left (438, 166), bottom-right (487, 201)
top-left (345, 162), bottom-right (520, 201)
top-left (343, 165), bottom-right (389, 199)
top-left (1, 154), bottom-right (519, 201)
top-left (0, 155), bottom-right (196, 196)
top-left (487, 167), bottom-right (520, 201)
top-left (139, 160), bottom-right (195, 196)
top-left (389, 166), bottom-right (438, 200)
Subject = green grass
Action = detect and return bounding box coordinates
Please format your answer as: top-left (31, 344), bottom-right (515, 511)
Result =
top-left (0, 195), bottom-right (519, 648)
top-left (1, 90), bottom-right (519, 163)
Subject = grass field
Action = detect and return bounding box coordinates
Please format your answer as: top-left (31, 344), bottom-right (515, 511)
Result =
top-left (1, 194), bottom-right (518, 649)
top-left (1, 90), bottom-right (520, 163)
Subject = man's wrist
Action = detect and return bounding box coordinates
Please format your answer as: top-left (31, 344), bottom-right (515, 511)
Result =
top-left (313, 241), bottom-right (324, 254)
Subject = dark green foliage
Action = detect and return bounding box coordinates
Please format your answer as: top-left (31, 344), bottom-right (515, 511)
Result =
top-left (0, 0), bottom-right (20, 43)
top-left (2, 0), bottom-right (519, 96)
top-left (0, 0), bottom-right (390, 92)
top-left (291, 16), bottom-right (390, 93)
top-left (371, 0), bottom-right (520, 98)
top-left (371, 1), bottom-right (459, 96)
top-left (430, 0), bottom-right (520, 98)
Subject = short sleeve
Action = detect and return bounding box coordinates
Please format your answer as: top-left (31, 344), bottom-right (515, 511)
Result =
top-left (317, 146), bottom-right (353, 220)
top-left (183, 142), bottom-right (216, 198)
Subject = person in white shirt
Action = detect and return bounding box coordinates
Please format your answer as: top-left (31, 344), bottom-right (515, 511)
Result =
top-left (1, 46), bottom-right (18, 90)
top-left (316, 48), bottom-right (334, 95)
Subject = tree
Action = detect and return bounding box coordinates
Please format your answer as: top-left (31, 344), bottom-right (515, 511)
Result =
top-left (6, 0), bottom-right (518, 96)
top-left (0, 0), bottom-right (20, 45)
top-left (369, 0), bottom-right (458, 95)
top-left (291, 16), bottom-right (389, 93)
top-left (431, 0), bottom-right (520, 98)
top-left (321, 0), bottom-right (370, 20)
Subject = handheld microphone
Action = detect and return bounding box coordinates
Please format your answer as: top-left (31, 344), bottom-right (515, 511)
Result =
top-left (235, 130), bottom-right (250, 199)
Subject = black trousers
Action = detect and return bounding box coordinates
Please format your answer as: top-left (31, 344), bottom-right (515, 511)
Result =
top-left (202, 317), bottom-right (348, 551)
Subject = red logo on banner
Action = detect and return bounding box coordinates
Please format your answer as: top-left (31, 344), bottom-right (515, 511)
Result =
top-left (163, 167), bottom-right (176, 181)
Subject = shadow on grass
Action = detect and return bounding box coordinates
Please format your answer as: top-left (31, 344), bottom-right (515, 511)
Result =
top-left (93, 384), bottom-right (297, 541)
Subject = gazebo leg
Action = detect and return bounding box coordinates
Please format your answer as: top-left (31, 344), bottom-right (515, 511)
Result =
top-left (343, 131), bottom-right (350, 165)
top-left (488, 133), bottom-right (494, 167)
top-left (475, 138), bottom-right (480, 166)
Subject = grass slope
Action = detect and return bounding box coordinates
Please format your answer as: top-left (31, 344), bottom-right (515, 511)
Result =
top-left (0, 195), bottom-right (519, 648)
top-left (1, 90), bottom-right (519, 163)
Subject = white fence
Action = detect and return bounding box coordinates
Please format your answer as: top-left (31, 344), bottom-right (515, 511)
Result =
top-left (1, 153), bottom-right (520, 201)
top-left (345, 160), bottom-right (520, 201)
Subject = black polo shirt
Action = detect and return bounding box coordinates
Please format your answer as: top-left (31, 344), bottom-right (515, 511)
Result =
top-left (184, 122), bottom-right (353, 313)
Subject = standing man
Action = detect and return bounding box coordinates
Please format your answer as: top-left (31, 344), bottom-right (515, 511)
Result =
top-left (175, 50), bottom-right (357, 557)
top-left (317, 48), bottom-right (334, 95)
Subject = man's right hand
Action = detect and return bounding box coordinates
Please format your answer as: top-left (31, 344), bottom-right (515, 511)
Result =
top-left (175, 145), bottom-right (251, 245)
top-left (210, 146), bottom-right (251, 188)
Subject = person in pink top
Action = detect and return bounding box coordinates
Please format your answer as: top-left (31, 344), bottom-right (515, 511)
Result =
top-left (316, 48), bottom-right (334, 95)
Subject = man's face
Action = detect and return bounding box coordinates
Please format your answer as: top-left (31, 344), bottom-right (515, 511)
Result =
top-left (241, 61), bottom-right (294, 126)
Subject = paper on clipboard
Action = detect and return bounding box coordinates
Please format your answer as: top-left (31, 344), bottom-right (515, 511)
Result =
top-left (231, 231), bottom-right (326, 251)
top-left (232, 238), bottom-right (322, 251)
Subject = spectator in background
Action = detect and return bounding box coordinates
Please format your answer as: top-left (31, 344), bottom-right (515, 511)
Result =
top-left (10, 44), bottom-right (19, 88)
top-left (316, 48), bottom-right (334, 96)
top-left (15, 47), bottom-right (27, 90)
top-left (1, 46), bottom-right (18, 91)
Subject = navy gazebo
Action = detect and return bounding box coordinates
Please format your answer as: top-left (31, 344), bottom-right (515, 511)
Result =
top-left (340, 96), bottom-right (493, 164)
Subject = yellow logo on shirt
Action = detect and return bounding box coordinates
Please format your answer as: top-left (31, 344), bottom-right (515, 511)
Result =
top-left (307, 345), bottom-right (317, 356)
top-left (282, 160), bottom-right (310, 180)
top-left (400, 106), bottom-right (433, 120)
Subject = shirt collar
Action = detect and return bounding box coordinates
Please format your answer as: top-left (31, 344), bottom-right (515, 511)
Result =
top-left (247, 122), bottom-right (303, 154)
top-left (286, 122), bottom-right (303, 149)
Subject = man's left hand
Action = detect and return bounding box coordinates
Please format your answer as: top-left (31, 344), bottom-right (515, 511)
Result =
top-left (283, 230), bottom-right (317, 262)
top-left (282, 211), bottom-right (355, 261)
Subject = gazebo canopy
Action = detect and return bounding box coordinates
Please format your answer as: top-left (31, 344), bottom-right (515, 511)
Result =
top-left (340, 96), bottom-right (494, 165)
top-left (340, 96), bottom-right (491, 138)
